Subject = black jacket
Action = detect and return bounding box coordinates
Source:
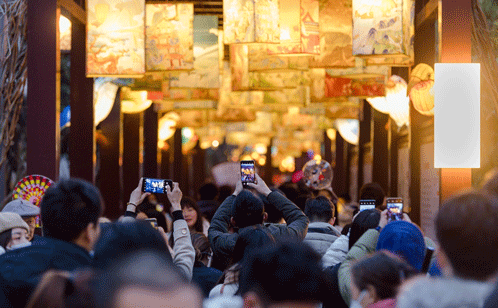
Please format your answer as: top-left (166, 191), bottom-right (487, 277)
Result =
top-left (0, 236), bottom-right (92, 308)
top-left (192, 261), bottom-right (223, 298)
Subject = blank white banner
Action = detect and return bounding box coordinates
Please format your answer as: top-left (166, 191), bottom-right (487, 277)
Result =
top-left (434, 63), bottom-right (480, 168)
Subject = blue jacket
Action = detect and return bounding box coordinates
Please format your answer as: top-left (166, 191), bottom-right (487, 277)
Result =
top-left (0, 236), bottom-right (92, 308)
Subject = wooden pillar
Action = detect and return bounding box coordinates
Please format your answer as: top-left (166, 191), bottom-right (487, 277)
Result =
top-left (264, 139), bottom-right (273, 185)
top-left (27, 0), bottom-right (59, 180)
top-left (439, 0), bottom-right (472, 202)
top-left (332, 132), bottom-right (347, 197)
top-left (143, 106), bottom-right (159, 178)
top-left (98, 89), bottom-right (122, 220)
top-left (324, 131), bottom-right (333, 164)
top-left (192, 141), bottom-right (206, 198)
top-left (173, 129), bottom-right (186, 192)
top-left (160, 148), bottom-right (171, 180)
top-left (372, 109), bottom-right (389, 194)
top-left (388, 118), bottom-right (398, 197)
top-left (358, 100), bottom-right (372, 197)
top-left (122, 113), bottom-right (142, 202)
top-left (69, 16), bottom-right (95, 183)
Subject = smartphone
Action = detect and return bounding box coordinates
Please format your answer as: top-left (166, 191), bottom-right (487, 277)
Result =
top-left (142, 178), bottom-right (173, 194)
top-left (240, 160), bottom-right (256, 185)
top-left (386, 197), bottom-right (404, 221)
top-left (422, 246), bottom-right (435, 273)
top-left (145, 218), bottom-right (158, 229)
top-left (359, 199), bottom-right (376, 212)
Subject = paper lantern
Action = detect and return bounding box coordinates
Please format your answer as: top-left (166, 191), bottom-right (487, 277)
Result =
top-left (407, 63), bottom-right (434, 94)
top-left (145, 3), bottom-right (194, 71)
top-left (410, 79), bottom-right (434, 116)
top-left (367, 75), bottom-right (410, 127)
top-left (223, 0), bottom-right (280, 44)
top-left (87, 0), bottom-right (145, 77)
top-left (266, 0), bottom-right (320, 55)
top-left (94, 78), bottom-right (119, 126)
top-left (158, 112), bottom-right (179, 141)
top-left (120, 87), bottom-right (152, 114)
top-left (352, 0), bottom-right (415, 66)
top-left (334, 119), bottom-right (359, 145)
top-left (59, 15), bottom-right (71, 51)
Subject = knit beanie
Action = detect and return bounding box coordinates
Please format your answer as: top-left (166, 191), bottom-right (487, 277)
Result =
top-left (376, 220), bottom-right (426, 271)
top-left (0, 212), bottom-right (30, 234)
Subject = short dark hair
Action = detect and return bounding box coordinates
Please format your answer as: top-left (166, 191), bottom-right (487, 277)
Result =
top-left (93, 250), bottom-right (192, 308)
top-left (199, 183), bottom-right (219, 201)
top-left (304, 196), bottom-right (334, 223)
top-left (436, 190), bottom-right (498, 280)
top-left (40, 179), bottom-right (103, 242)
top-left (0, 230), bottom-right (11, 250)
top-left (359, 183), bottom-right (385, 208)
top-left (231, 226), bottom-right (275, 266)
top-left (352, 251), bottom-right (417, 299)
top-left (232, 190), bottom-right (265, 228)
top-left (349, 209), bottom-right (381, 249)
top-left (257, 189), bottom-right (284, 224)
top-left (92, 221), bottom-right (173, 271)
top-left (238, 240), bottom-right (327, 305)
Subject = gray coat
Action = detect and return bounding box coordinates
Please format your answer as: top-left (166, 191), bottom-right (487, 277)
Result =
top-left (304, 222), bottom-right (341, 256)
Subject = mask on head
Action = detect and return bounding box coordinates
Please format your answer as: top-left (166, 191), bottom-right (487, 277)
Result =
top-left (350, 290), bottom-right (369, 308)
top-left (7, 241), bottom-right (31, 251)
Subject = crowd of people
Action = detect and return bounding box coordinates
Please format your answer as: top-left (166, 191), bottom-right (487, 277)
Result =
top-left (0, 168), bottom-right (497, 308)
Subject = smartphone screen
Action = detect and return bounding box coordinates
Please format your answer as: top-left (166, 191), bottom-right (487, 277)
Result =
top-left (359, 199), bottom-right (376, 212)
top-left (145, 218), bottom-right (158, 229)
top-left (387, 197), bottom-right (403, 221)
top-left (142, 178), bottom-right (172, 194)
top-left (240, 160), bottom-right (256, 184)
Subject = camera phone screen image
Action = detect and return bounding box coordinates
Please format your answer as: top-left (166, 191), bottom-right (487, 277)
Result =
top-left (387, 199), bottom-right (403, 221)
top-left (359, 200), bottom-right (376, 212)
top-left (144, 178), bottom-right (165, 194)
top-left (241, 161), bottom-right (255, 183)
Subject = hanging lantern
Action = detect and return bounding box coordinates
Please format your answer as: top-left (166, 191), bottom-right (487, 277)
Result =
top-left (94, 78), bottom-right (119, 126)
top-left (87, 0), bottom-right (145, 77)
top-left (367, 75), bottom-right (410, 127)
top-left (158, 112), bottom-right (179, 141)
top-left (352, 0), bottom-right (415, 66)
top-left (145, 3), bottom-right (194, 71)
top-left (59, 15), bottom-right (71, 51)
top-left (334, 119), bottom-right (359, 145)
top-left (407, 63), bottom-right (434, 94)
top-left (120, 87), bottom-right (153, 113)
top-left (310, 0), bottom-right (355, 68)
top-left (266, 0), bottom-right (320, 55)
top-left (223, 0), bottom-right (280, 44)
top-left (410, 79), bottom-right (434, 116)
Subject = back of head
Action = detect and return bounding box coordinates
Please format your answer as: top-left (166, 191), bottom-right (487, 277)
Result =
top-left (360, 183), bottom-right (386, 208)
top-left (349, 209), bottom-right (381, 249)
top-left (238, 240), bottom-right (326, 305)
top-left (40, 179), bottom-right (103, 242)
top-left (231, 226), bottom-right (275, 265)
top-left (259, 189), bottom-right (284, 224)
top-left (93, 250), bottom-right (202, 308)
top-left (190, 232), bottom-right (212, 262)
top-left (233, 190), bottom-right (265, 228)
top-left (352, 251), bottom-right (417, 300)
top-left (304, 196), bottom-right (334, 223)
top-left (92, 221), bottom-right (172, 271)
top-left (376, 221), bottom-right (425, 271)
top-left (199, 183), bottom-right (219, 201)
top-left (436, 190), bottom-right (498, 280)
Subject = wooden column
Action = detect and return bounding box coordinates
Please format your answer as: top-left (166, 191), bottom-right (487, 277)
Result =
top-left (173, 129), bottom-right (186, 192)
top-left (439, 0), bottom-right (472, 202)
top-left (143, 106), bottom-right (159, 178)
top-left (98, 89), bottom-right (122, 220)
top-left (388, 118), bottom-right (399, 197)
top-left (358, 100), bottom-right (372, 197)
top-left (122, 113), bottom-right (142, 202)
top-left (264, 139), bottom-right (273, 185)
top-left (192, 141), bottom-right (206, 198)
top-left (69, 16), bottom-right (95, 183)
top-left (160, 148), bottom-right (171, 180)
top-left (372, 109), bottom-right (389, 194)
top-left (324, 131), bottom-right (333, 164)
top-left (332, 132), bottom-right (347, 197)
top-left (27, 0), bottom-right (59, 180)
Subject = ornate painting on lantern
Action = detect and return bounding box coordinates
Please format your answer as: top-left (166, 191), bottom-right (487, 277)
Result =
top-left (87, 0), bottom-right (145, 77)
top-left (145, 3), bottom-right (194, 71)
top-left (352, 0), bottom-right (414, 66)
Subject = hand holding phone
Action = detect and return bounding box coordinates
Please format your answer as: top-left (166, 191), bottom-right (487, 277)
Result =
top-left (386, 197), bottom-right (403, 222)
top-left (145, 218), bottom-right (158, 229)
top-left (359, 199), bottom-right (376, 212)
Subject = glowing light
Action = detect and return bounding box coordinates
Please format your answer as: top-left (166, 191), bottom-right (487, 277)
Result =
top-left (251, 152), bottom-right (260, 160)
top-left (259, 158), bottom-right (266, 165)
top-left (121, 88), bottom-right (153, 114)
top-left (59, 15), bottom-right (71, 34)
top-left (313, 154), bottom-right (322, 162)
top-left (255, 143), bottom-right (267, 154)
top-left (326, 129), bottom-right (336, 140)
top-left (182, 127), bottom-right (193, 139)
top-left (212, 140), bottom-right (220, 148)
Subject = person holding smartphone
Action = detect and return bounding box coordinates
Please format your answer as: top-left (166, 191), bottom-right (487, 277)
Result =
top-left (208, 168), bottom-right (309, 272)
top-left (122, 178), bottom-right (195, 281)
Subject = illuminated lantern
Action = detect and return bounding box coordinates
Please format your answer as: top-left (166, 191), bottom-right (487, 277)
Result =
top-left (158, 112), bottom-right (179, 141)
top-left (367, 75), bottom-right (410, 127)
top-left (59, 15), bottom-right (71, 51)
top-left (223, 0), bottom-right (280, 44)
top-left (266, 0), bottom-right (320, 55)
top-left (410, 79), bottom-right (434, 116)
top-left (120, 87), bottom-right (153, 113)
top-left (352, 0), bottom-right (415, 66)
top-left (334, 119), bottom-right (359, 145)
top-left (87, 0), bottom-right (145, 77)
top-left (407, 63), bottom-right (434, 94)
top-left (94, 78), bottom-right (119, 126)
